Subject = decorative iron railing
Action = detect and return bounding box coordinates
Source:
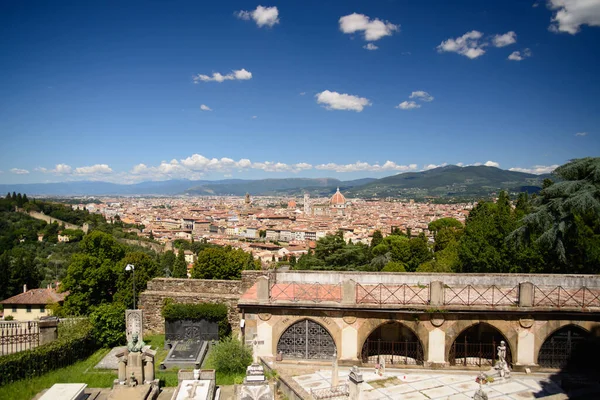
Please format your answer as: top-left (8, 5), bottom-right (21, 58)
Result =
top-left (444, 285), bottom-right (519, 307)
top-left (533, 286), bottom-right (600, 308)
top-left (449, 338), bottom-right (511, 367)
top-left (269, 282), bottom-right (342, 303)
top-left (0, 321), bottom-right (40, 356)
top-left (361, 339), bottom-right (424, 366)
top-left (310, 384), bottom-right (349, 399)
top-left (356, 283), bottom-right (429, 305)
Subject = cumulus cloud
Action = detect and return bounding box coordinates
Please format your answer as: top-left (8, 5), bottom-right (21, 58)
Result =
top-left (316, 161), bottom-right (417, 173)
top-left (575, 131), bottom-right (588, 136)
top-left (492, 31), bottom-right (517, 47)
top-left (437, 30), bottom-right (487, 59)
top-left (339, 13), bottom-right (399, 41)
top-left (508, 48), bottom-right (532, 61)
top-left (10, 168), bottom-right (29, 175)
top-left (548, 0), bottom-right (600, 34)
top-left (483, 160), bottom-right (500, 167)
top-left (236, 5), bottom-right (279, 28)
top-left (315, 90), bottom-right (371, 112)
top-left (509, 165), bottom-right (559, 174)
top-left (363, 43), bottom-right (379, 50)
top-left (193, 69), bottom-right (252, 83)
top-left (37, 164), bottom-right (73, 174)
top-left (409, 91), bottom-right (434, 102)
top-left (423, 163), bottom-right (448, 171)
top-left (200, 104), bottom-right (212, 111)
top-left (74, 164), bottom-right (113, 175)
top-left (396, 101), bottom-right (421, 110)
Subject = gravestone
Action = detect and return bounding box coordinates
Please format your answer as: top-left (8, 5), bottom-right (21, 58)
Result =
top-left (165, 319), bottom-right (219, 348)
top-left (238, 364), bottom-right (274, 400)
top-left (39, 383), bottom-right (87, 400)
top-left (174, 380), bottom-right (214, 400)
top-left (161, 339), bottom-right (208, 370)
top-left (126, 310), bottom-right (144, 343)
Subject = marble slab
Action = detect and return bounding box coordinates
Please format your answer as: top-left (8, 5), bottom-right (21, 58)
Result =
top-left (39, 384), bottom-right (87, 400)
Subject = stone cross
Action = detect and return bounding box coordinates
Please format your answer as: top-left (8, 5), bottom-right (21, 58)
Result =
top-left (184, 380), bottom-right (205, 399)
top-left (246, 334), bottom-right (264, 364)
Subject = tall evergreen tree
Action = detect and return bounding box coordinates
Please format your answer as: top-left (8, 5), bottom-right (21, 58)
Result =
top-left (171, 249), bottom-right (188, 278)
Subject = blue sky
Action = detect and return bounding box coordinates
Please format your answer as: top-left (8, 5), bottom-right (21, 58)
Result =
top-left (1, 0), bottom-right (599, 184)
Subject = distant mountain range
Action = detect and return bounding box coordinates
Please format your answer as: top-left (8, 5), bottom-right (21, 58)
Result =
top-left (0, 166), bottom-right (551, 199)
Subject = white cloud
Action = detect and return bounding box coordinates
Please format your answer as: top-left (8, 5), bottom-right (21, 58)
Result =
top-left (508, 48), bottom-right (532, 61)
top-left (548, 0), bottom-right (600, 34)
top-left (492, 31), bottom-right (517, 47)
top-left (315, 90), bottom-right (371, 112)
top-left (575, 131), bottom-right (588, 136)
top-left (236, 6), bottom-right (279, 28)
top-left (363, 43), bottom-right (379, 50)
top-left (315, 161), bottom-right (417, 173)
top-left (74, 164), bottom-right (113, 175)
top-left (396, 101), bottom-right (421, 110)
top-left (200, 104), bottom-right (212, 111)
top-left (299, 92), bottom-right (306, 96)
top-left (193, 69), bottom-right (252, 83)
top-left (423, 163), bottom-right (448, 170)
top-left (437, 30), bottom-right (487, 59)
top-left (251, 115), bottom-right (258, 119)
top-left (483, 160), bottom-right (500, 167)
top-left (10, 168), bottom-right (29, 175)
top-left (37, 164), bottom-right (73, 174)
top-left (456, 162), bottom-right (465, 167)
top-left (409, 91), bottom-right (434, 102)
top-left (339, 13), bottom-right (399, 41)
top-left (509, 165), bottom-right (559, 174)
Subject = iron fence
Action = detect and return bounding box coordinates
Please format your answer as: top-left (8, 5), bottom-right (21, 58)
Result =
top-left (444, 285), bottom-right (519, 307)
top-left (533, 285), bottom-right (600, 308)
top-left (356, 283), bottom-right (429, 305)
top-left (449, 338), bottom-right (511, 367)
top-left (0, 321), bottom-right (40, 356)
top-left (361, 339), bottom-right (424, 366)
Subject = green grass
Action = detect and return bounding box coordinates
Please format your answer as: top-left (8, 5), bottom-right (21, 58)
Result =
top-left (0, 348), bottom-right (116, 400)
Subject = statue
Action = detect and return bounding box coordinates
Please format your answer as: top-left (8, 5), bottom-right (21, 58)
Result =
top-left (495, 340), bottom-right (510, 378)
top-left (127, 332), bottom-right (146, 353)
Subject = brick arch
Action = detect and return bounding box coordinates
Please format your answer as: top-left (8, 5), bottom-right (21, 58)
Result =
top-left (271, 316), bottom-right (342, 359)
top-left (533, 320), bottom-right (598, 364)
top-left (357, 317), bottom-right (429, 361)
top-left (444, 319), bottom-right (517, 364)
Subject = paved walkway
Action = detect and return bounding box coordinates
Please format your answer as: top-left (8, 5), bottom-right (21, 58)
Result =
top-left (293, 367), bottom-right (566, 399)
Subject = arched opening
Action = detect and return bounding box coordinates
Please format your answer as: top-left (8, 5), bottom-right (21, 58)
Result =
top-left (361, 321), bottom-right (424, 366)
top-left (276, 319), bottom-right (336, 360)
top-left (538, 325), bottom-right (589, 370)
top-left (449, 323), bottom-right (512, 367)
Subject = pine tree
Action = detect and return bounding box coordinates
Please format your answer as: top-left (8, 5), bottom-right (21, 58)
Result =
top-left (171, 249), bottom-right (188, 278)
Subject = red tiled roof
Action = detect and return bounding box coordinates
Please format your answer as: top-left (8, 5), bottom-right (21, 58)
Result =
top-left (0, 288), bottom-right (67, 305)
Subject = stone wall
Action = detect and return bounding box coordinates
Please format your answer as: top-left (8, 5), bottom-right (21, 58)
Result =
top-left (139, 270), bottom-right (268, 334)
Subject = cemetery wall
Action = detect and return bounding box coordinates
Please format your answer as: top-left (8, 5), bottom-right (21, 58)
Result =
top-left (139, 270), bottom-right (268, 334)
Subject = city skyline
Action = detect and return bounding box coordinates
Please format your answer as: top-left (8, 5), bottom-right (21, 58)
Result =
top-left (1, 0), bottom-right (599, 184)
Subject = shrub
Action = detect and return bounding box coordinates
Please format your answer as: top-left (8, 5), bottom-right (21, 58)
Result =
top-left (161, 300), bottom-right (231, 338)
top-left (0, 320), bottom-right (97, 386)
top-left (3, 316), bottom-right (14, 321)
top-left (206, 336), bottom-right (252, 374)
top-left (89, 302), bottom-right (126, 347)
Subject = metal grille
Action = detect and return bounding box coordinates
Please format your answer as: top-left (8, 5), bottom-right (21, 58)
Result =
top-left (449, 338), bottom-right (511, 367)
top-left (356, 283), bottom-right (429, 305)
top-left (277, 320), bottom-right (336, 359)
top-left (444, 285), bottom-right (519, 307)
top-left (361, 339), bottom-right (424, 365)
top-left (0, 321), bottom-right (40, 356)
top-left (538, 328), bottom-right (587, 369)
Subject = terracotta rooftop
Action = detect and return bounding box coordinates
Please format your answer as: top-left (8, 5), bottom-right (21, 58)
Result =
top-left (0, 288), bottom-right (67, 305)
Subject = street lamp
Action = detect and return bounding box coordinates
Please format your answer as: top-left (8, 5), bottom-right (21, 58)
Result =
top-left (125, 264), bottom-right (136, 309)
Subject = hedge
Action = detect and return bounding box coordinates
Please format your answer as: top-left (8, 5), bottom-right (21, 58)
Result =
top-left (161, 300), bottom-right (231, 338)
top-left (0, 320), bottom-right (98, 386)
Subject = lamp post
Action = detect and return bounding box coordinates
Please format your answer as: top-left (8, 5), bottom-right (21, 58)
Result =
top-left (125, 264), bottom-right (136, 309)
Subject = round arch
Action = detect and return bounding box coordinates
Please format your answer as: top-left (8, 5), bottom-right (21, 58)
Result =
top-left (360, 321), bottom-right (424, 365)
top-left (447, 321), bottom-right (514, 367)
top-left (275, 318), bottom-right (337, 360)
top-left (536, 324), bottom-right (590, 369)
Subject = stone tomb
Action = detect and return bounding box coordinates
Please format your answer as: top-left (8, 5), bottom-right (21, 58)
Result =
top-left (237, 363), bottom-right (274, 400)
top-left (38, 383), bottom-right (87, 400)
top-left (161, 339), bottom-right (208, 370)
top-left (172, 379), bottom-right (216, 400)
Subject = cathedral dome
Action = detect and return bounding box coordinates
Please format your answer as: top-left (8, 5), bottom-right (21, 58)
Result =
top-left (330, 188), bottom-right (346, 206)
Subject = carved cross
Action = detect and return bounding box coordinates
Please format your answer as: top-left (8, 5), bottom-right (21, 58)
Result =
top-left (246, 334), bottom-right (264, 364)
top-left (184, 380), bottom-right (205, 399)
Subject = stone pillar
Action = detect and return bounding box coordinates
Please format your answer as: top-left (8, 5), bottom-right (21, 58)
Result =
top-left (38, 319), bottom-right (58, 345)
top-left (341, 326), bottom-right (358, 361)
top-left (430, 281), bottom-right (445, 307)
top-left (348, 366), bottom-right (363, 400)
top-left (427, 328), bottom-right (446, 364)
top-left (342, 280), bottom-right (356, 305)
top-left (519, 282), bottom-right (534, 307)
top-left (516, 318), bottom-right (536, 367)
top-left (117, 352), bottom-right (127, 383)
top-left (143, 349), bottom-right (156, 383)
top-left (256, 276), bottom-right (269, 302)
top-left (257, 320), bottom-right (273, 358)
